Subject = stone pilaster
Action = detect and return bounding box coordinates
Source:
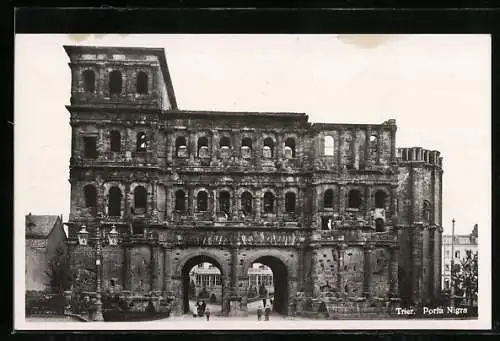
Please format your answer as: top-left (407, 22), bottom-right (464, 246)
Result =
top-left (123, 245), bottom-right (133, 290)
top-left (390, 127), bottom-right (396, 164)
top-left (377, 127), bottom-right (383, 165)
top-left (188, 130), bottom-right (196, 161)
top-left (163, 245), bottom-right (173, 295)
top-left (310, 242), bottom-right (321, 298)
top-left (151, 244), bottom-right (161, 291)
top-left (187, 186), bottom-right (194, 216)
top-left (363, 244), bottom-right (373, 298)
top-left (211, 130), bottom-right (218, 163)
top-left (212, 189), bottom-right (217, 219)
top-left (165, 187), bottom-right (172, 221)
top-left (337, 243), bottom-right (347, 296)
top-left (389, 245), bottom-right (399, 298)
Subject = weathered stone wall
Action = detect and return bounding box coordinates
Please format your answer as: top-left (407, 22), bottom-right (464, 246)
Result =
top-left (343, 247), bottom-right (364, 297)
top-left (371, 247), bottom-right (390, 297)
top-left (101, 246), bottom-right (124, 291)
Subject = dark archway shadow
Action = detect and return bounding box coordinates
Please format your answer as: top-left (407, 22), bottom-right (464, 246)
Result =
top-left (252, 256), bottom-right (289, 315)
top-left (398, 266), bottom-right (410, 306)
top-left (181, 255), bottom-right (225, 315)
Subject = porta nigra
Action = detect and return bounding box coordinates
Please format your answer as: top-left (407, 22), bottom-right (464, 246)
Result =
top-left (64, 45), bottom-right (443, 317)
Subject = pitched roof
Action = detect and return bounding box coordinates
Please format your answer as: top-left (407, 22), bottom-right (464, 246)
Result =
top-left (25, 214), bottom-right (61, 238)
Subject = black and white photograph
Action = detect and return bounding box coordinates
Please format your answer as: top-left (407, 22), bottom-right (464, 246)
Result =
top-left (14, 34), bottom-right (491, 330)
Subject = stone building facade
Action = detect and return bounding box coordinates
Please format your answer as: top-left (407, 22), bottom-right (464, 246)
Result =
top-left (25, 214), bottom-right (67, 292)
top-left (63, 45), bottom-right (443, 316)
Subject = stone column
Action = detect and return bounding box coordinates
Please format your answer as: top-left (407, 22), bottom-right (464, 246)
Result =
top-left (364, 127), bottom-right (370, 168)
top-left (254, 189), bottom-right (261, 220)
top-left (150, 180), bottom-right (157, 217)
top-left (337, 243), bottom-right (346, 296)
top-left (296, 242), bottom-right (305, 291)
top-left (165, 187), bottom-right (172, 221)
top-left (163, 244), bottom-right (173, 295)
top-left (228, 242), bottom-right (245, 316)
top-left (363, 244), bottom-right (374, 298)
top-left (276, 132), bottom-right (283, 161)
top-left (151, 244), bottom-right (161, 292)
top-left (388, 245), bottom-right (399, 298)
top-left (411, 228), bottom-right (422, 305)
top-left (255, 130), bottom-right (262, 168)
top-left (336, 129), bottom-right (343, 170)
top-left (377, 128), bottom-right (383, 165)
top-left (390, 127), bottom-right (396, 164)
top-left (339, 185), bottom-right (346, 214)
top-left (189, 130), bottom-right (196, 161)
top-left (232, 129), bottom-right (240, 158)
top-left (391, 185), bottom-right (398, 219)
top-left (187, 186), bottom-right (194, 216)
top-left (166, 130), bottom-right (174, 164)
top-left (123, 245), bottom-right (133, 291)
top-left (211, 130), bottom-right (218, 163)
top-left (231, 186), bottom-right (238, 219)
top-left (310, 242), bottom-right (321, 298)
top-left (364, 186), bottom-right (371, 214)
top-left (351, 129), bottom-right (358, 169)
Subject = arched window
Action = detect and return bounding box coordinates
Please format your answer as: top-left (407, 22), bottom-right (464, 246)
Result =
top-left (197, 136), bottom-right (209, 158)
top-left (110, 130), bottom-right (121, 152)
top-left (348, 189), bottom-right (362, 209)
top-left (219, 191), bottom-right (231, 214)
top-left (220, 136), bottom-right (231, 158)
top-left (136, 71), bottom-right (148, 94)
top-left (284, 138), bottom-right (296, 158)
top-left (263, 192), bottom-right (275, 214)
top-left (242, 137), bottom-right (252, 150)
top-left (285, 192), bottom-right (296, 213)
top-left (375, 190), bottom-right (387, 209)
top-left (175, 136), bottom-right (187, 157)
top-left (109, 70), bottom-right (122, 95)
top-left (324, 189), bottom-right (334, 209)
top-left (263, 137), bottom-right (274, 158)
top-left (375, 218), bottom-right (385, 232)
top-left (197, 191), bottom-right (208, 212)
top-left (108, 187), bottom-right (122, 217)
top-left (423, 200), bottom-right (432, 223)
top-left (241, 191), bottom-right (253, 215)
top-left (324, 136), bottom-right (334, 156)
top-left (136, 132), bottom-right (147, 152)
top-left (241, 137), bottom-right (252, 159)
top-left (83, 184), bottom-right (97, 207)
top-left (220, 136), bottom-right (231, 148)
top-left (134, 186), bottom-right (147, 212)
top-left (369, 135), bottom-right (378, 155)
top-left (175, 190), bottom-right (186, 212)
top-left (82, 70), bottom-right (95, 92)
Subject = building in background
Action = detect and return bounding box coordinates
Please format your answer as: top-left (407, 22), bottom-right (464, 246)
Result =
top-left (188, 262), bottom-right (273, 303)
top-left (25, 213), bottom-right (67, 292)
top-left (441, 224), bottom-right (478, 291)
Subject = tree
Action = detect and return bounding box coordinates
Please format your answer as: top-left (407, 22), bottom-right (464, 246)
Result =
top-left (452, 250), bottom-right (478, 307)
top-left (45, 245), bottom-right (70, 293)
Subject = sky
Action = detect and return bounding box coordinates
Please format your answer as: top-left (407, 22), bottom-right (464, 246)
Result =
top-left (14, 34), bottom-right (491, 236)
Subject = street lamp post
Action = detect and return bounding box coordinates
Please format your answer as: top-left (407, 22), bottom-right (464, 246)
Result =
top-left (93, 216), bottom-right (104, 321)
top-left (450, 218), bottom-right (456, 305)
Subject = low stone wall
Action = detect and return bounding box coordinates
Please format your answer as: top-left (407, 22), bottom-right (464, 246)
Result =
top-left (292, 295), bottom-right (399, 319)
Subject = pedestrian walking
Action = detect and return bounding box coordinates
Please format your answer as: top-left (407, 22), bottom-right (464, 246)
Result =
top-left (257, 305), bottom-right (263, 321)
top-left (264, 305), bottom-right (271, 321)
top-left (205, 307), bottom-right (211, 321)
top-left (262, 298), bottom-right (266, 308)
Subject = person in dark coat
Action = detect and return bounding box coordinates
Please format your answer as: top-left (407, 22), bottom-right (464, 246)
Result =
top-left (257, 305), bottom-right (263, 321)
top-left (264, 305), bottom-right (271, 321)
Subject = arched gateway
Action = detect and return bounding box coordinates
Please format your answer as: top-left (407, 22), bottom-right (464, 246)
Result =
top-left (164, 231), bottom-right (302, 317)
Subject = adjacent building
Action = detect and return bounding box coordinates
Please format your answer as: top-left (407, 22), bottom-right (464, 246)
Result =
top-left (63, 45), bottom-right (444, 316)
top-left (441, 225), bottom-right (478, 291)
top-left (25, 213), bottom-right (67, 292)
